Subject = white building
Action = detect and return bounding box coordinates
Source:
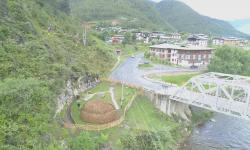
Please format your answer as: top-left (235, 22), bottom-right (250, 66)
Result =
top-left (212, 37), bottom-right (224, 45)
top-left (187, 35), bottom-right (208, 47)
top-left (150, 43), bottom-right (214, 67)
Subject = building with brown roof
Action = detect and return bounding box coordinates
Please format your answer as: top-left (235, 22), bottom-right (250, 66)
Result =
top-left (150, 44), bottom-right (214, 67)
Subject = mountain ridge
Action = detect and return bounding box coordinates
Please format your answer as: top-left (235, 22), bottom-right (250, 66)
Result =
top-left (230, 18), bottom-right (250, 35)
top-left (155, 0), bottom-right (249, 38)
top-left (70, 0), bottom-right (174, 31)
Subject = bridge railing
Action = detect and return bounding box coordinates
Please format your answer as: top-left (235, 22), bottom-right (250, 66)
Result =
top-left (169, 72), bottom-right (250, 120)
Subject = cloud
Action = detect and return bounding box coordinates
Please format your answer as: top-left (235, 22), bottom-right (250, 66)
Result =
top-left (178, 0), bottom-right (250, 20)
top-left (150, 0), bottom-right (162, 2)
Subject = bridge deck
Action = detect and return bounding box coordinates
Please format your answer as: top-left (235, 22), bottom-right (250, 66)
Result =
top-left (149, 72), bottom-right (250, 120)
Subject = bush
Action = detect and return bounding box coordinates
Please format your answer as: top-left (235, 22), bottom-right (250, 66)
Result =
top-left (71, 132), bottom-right (97, 150)
top-left (121, 131), bottom-right (175, 150)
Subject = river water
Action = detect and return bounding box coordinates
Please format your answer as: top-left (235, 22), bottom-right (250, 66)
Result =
top-left (181, 113), bottom-right (250, 150)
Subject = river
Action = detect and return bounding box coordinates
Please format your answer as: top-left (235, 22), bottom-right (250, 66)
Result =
top-left (180, 113), bottom-right (250, 150)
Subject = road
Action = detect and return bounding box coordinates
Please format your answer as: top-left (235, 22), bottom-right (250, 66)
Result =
top-left (110, 53), bottom-right (191, 92)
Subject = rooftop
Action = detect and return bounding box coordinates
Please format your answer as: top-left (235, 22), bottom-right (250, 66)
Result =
top-left (213, 37), bottom-right (245, 41)
top-left (150, 43), bottom-right (214, 51)
top-left (188, 35), bottom-right (208, 40)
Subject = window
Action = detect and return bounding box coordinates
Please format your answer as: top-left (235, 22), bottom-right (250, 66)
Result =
top-left (193, 55), bottom-right (196, 59)
top-left (198, 55), bottom-right (201, 60)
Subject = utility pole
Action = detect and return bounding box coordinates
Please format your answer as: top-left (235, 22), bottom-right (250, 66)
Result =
top-left (121, 82), bottom-right (124, 108)
top-left (82, 25), bottom-right (87, 46)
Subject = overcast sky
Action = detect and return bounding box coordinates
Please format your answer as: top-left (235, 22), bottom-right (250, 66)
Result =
top-left (153, 0), bottom-right (250, 21)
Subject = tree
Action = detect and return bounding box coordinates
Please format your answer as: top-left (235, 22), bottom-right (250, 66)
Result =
top-left (58, 0), bottom-right (71, 14)
top-left (122, 32), bottom-right (132, 46)
top-left (100, 31), bottom-right (110, 41)
top-left (132, 33), bottom-right (137, 42)
top-left (208, 45), bottom-right (250, 76)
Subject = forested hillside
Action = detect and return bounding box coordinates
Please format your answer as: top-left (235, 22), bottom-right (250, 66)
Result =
top-left (155, 0), bottom-right (249, 38)
top-left (0, 0), bottom-right (115, 149)
top-left (70, 0), bottom-right (174, 31)
top-left (70, 0), bottom-right (248, 37)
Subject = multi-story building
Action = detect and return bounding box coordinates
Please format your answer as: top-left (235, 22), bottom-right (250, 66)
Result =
top-left (111, 35), bottom-right (124, 44)
top-left (187, 35), bottom-right (208, 47)
top-left (166, 33), bottom-right (182, 40)
top-left (134, 32), bottom-right (150, 43)
top-left (150, 44), bottom-right (214, 67)
top-left (212, 37), bottom-right (247, 46)
top-left (212, 37), bottom-right (225, 45)
top-left (223, 37), bottom-right (242, 45)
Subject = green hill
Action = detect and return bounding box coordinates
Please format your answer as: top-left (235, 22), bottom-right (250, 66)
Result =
top-left (155, 0), bottom-right (249, 38)
top-left (70, 0), bottom-right (174, 31)
top-left (0, 0), bottom-right (115, 149)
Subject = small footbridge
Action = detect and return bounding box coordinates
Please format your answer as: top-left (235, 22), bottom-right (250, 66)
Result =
top-left (153, 72), bottom-right (250, 120)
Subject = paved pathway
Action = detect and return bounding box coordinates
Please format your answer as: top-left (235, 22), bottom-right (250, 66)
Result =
top-left (110, 87), bottom-right (120, 110)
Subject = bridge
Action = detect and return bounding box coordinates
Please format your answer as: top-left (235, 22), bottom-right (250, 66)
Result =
top-left (110, 54), bottom-right (250, 120)
top-left (153, 72), bottom-right (250, 120)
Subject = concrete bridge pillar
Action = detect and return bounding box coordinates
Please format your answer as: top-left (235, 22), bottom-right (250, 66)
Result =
top-left (167, 99), bottom-right (171, 116)
top-left (144, 91), bottom-right (191, 121)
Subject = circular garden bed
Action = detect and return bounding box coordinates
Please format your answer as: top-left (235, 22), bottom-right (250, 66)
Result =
top-left (80, 100), bottom-right (120, 124)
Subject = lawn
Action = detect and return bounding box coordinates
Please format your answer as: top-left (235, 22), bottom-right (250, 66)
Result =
top-left (70, 81), bottom-right (184, 149)
top-left (138, 63), bottom-right (153, 69)
top-left (71, 81), bottom-right (136, 124)
top-left (153, 72), bottom-right (200, 86)
top-left (92, 95), bottom-right (183, 150)
top-left (126, 95), bottom-right (178, 131)
top-left (84, 81), bottom-right (110, 94)
top-left (71, 100), bottom-right (86, 124)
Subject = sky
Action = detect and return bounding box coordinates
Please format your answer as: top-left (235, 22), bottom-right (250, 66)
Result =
top-left (152, 0), bottom-right (250, 21)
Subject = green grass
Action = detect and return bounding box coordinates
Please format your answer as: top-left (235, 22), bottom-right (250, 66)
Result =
top-left (113, 84), bottom-right (136, 108)
top-left (71, 81), bottom-right (136, 124)
top-left (138, 63), bottom-right (153, 69)
top-left (89, 95), bottom-right (183, 150)
top-left (85, 81), bottom-right (110, 94)
top-left (156, 72), bottom-right (200, 86)
top-left (126, 95), bottom-right (178, 131)
top-left (147, 55), bottom-right (172, 65)
top-left (70, 81), bottom-right (186, 149)
top-left (71, 100), bottom-right (86, 124)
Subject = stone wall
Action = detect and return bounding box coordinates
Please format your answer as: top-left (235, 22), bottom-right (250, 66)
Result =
top-left (54, 75), bottom-right (99, 118)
